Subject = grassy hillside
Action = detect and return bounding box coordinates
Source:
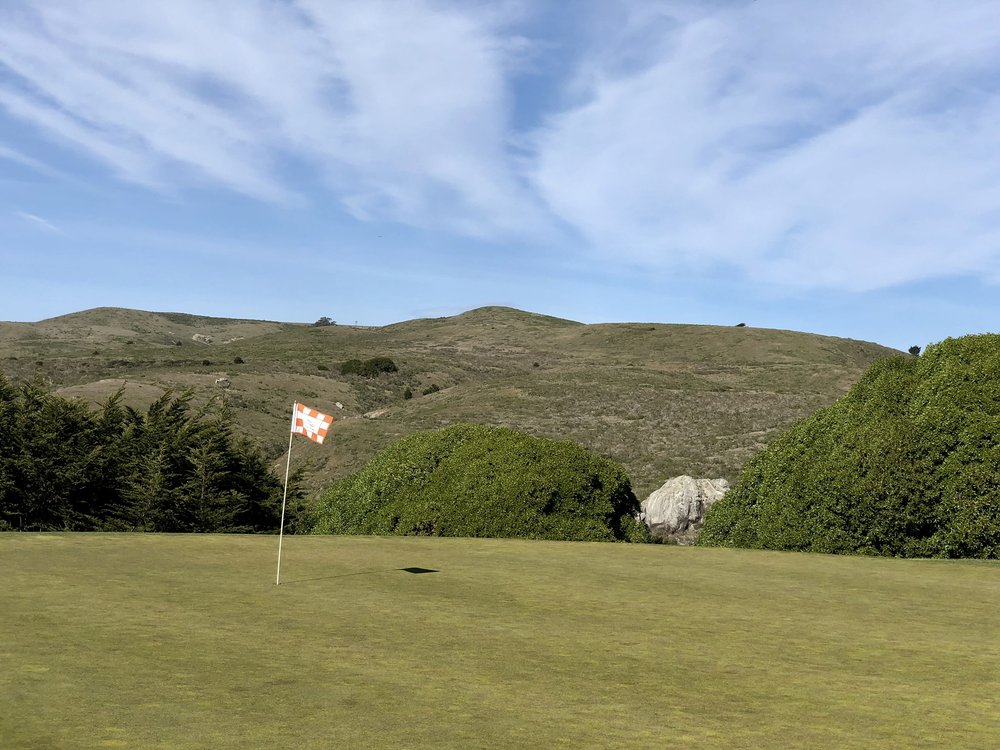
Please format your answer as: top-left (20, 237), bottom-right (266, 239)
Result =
top-left (0, 306), bottom-right (898, 498)
top-left (2, 534), bottom-right (997, 748)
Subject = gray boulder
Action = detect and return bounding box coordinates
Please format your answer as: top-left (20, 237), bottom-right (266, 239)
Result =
top-left (640, 476), bottom-right (730, 544)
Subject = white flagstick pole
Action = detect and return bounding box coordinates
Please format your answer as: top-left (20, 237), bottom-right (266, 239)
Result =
top-left (276, 402), bottom-right (297, 586)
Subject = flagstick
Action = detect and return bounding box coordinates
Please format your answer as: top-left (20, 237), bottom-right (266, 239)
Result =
top-left (276, 402), bottom-right (297, 586)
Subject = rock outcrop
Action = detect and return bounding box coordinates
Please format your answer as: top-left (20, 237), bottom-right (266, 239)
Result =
top-left (640, 476), bottom-right (729, 544)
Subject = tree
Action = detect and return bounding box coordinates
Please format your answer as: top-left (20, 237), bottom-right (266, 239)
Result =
top-left (118, 446), bottom-right (178, 531)
top-left (313, 317), bottom-right (335, 327)
top-left (908, 345), bottom-right (921, 356)
top-left (0, 376), bottom-right (286, 534)
top-left (4, 378), bottom-right (98, 530)
top-left (184, 427), bottom-right (232, 532)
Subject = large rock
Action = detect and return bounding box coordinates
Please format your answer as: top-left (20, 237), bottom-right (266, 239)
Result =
top-left (640, 476), bottom-right (730, 544)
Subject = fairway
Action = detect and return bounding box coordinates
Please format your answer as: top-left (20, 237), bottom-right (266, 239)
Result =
top-left (2, 535), bottom-right (998, 749)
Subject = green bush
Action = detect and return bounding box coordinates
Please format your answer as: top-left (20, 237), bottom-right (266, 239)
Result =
top-left (340, 357), bottom-right (398, 377)
top-left (699, 334), bottom-right (1000, 558)
top-left (309, 424), bottom-right (648, 543)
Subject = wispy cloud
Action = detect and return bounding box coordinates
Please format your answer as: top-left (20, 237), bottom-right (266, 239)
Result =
top-left (0, 0), bottom-right (544, 235)
top-left (16, 211), bottom-right (63, 234)
top-left (0, 143), bottom-right (60, 177)
top-left (1, 1), bottom-right (999, 292)
top-left (530, 1), bottom-right (1000, 290)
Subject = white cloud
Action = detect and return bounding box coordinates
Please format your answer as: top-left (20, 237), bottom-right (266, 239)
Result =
top-left (16, 211), bottom-right (63, 234)
top-left (529, 0), bottom-right (1000, 289)
top-left (1, 0), bottom-right (999, 292)
top-left (0, 0), bottom-right (544, 234)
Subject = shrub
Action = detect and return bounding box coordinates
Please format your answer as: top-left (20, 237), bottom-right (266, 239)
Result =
top-left (233, 357), bottom-right (244, 364)
top-left (309, 424), bottom-right (647, 543)
top-left (908, 345), bottom-right (921, 356)
top-left (340, 357), bottom-right (398, 377)
top-left (403, 388), bottom-right (413, 400)
top-left (202, 359), bottom-right (212, 366)
top-left (317, 364), bottom-right (329, 371)
top-left (313, 317), bottom-right (335, 327)
top-left (422, 384), bottom-right (440, 395)
top-left (699, 334), bottom-right (1000, 558)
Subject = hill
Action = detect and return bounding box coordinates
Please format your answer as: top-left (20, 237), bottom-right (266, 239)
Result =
top-left (0, 306), bottom-right (898, 499)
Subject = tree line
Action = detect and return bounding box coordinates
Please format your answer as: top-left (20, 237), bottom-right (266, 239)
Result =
top-left (0, 374), bottom-right (295, 533)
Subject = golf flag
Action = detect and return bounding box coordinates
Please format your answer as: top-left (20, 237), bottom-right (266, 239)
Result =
top-left (292, 402), bottom-right (333, 444)
top-left (277, 401), bottom-right (333, 585)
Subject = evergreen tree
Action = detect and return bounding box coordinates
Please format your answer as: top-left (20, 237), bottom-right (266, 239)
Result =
top-left (0, 374), bottom-right (287, 533)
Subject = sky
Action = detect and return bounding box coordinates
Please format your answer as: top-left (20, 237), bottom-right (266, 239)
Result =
top-left (1, 0), bottom-right (999, 351)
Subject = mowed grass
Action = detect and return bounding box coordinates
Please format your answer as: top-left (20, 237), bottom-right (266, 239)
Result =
top-left (2, 535), bottom-right (997, 749)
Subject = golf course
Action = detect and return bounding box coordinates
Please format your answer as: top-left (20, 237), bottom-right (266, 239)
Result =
top-left (5, 2), bottom-right (1000, 747)
top-left (3, 533), bottom-right (997, 748)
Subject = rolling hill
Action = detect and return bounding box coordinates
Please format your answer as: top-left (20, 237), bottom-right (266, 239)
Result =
top-left (0, 306), bottom-right (899, 499)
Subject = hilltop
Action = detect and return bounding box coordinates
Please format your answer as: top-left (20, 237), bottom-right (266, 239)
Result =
top-left (0, 306), bottom-right (898, 498)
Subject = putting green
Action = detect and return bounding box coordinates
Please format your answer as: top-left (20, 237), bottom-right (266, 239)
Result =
top-left (1, 533), bottom-right (997, 748)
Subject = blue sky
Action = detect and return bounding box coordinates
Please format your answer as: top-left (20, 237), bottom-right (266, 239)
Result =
top-left (2, 0), bottom-right (999, 350)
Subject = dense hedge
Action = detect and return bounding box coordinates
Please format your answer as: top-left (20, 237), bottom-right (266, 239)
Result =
top-left (698, 334), bottom-right (1000, 557)
top-left (0, 375), bottom-right (287, 532)
top-left (309, 423), bottom-right (648, 542)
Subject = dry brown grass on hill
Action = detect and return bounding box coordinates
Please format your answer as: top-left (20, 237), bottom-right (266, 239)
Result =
top-left (0, 306), bottom-right (898, 499)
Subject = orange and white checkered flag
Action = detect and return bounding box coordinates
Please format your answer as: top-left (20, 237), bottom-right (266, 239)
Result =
top-left (291, 402), bottom-right (333, 444)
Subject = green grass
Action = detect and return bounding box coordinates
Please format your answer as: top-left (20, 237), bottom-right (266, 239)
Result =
top-left (2, 534), bottom-right (997, 748)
